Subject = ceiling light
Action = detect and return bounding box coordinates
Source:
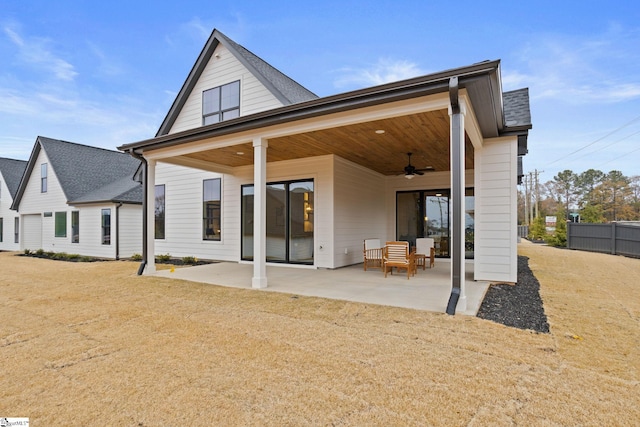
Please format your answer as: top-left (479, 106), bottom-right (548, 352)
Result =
top-left (405, 173), bottom-right (415, 180)
top-left (236, 151), bottom-right (244, 155)
top-left (375, 129), bottom-right (385, 134)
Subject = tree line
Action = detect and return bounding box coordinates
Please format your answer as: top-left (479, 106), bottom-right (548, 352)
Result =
top-left (519, 169), bottom-right (640, 245)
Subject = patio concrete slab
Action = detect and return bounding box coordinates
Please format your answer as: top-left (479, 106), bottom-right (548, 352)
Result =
top-left (154, 260), bottom-right (489, 315)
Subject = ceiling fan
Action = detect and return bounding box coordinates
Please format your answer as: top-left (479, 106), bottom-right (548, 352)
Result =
top-left (402, 152), bottom-right (434, 179)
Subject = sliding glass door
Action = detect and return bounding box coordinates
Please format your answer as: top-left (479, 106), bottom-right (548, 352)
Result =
top-left (242, 179), bottom-right (314, 264)
top-left (396, 189), bottom-right (474, 258)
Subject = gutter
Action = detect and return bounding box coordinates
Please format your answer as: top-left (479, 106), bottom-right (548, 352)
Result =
top-left (446, 76), bottom-right (462, 316)
top-left (115, 202), bottom-right (123, 260)
top-left (127, 150), bottom-right (148, 275)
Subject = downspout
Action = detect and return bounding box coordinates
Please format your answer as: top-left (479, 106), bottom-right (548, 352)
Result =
top-left (128, 149), bottom-right (148, 275)
top-left (446, 76), bottom-right (463, 315)
top-left (115, 202), bottom-right (123, 260)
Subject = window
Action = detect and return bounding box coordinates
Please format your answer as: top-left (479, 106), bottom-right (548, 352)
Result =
top-left (55, 212), bottom-right (67, 238)
top-left (395, 188), bottom-right (475, 259)
top-left (0, 218), bottom-right (3, 242)
top-left (203, 179), bottom-right (221, 241)
top-left (41, 163), bottom-right (48, 193)
top-left (14, 217), bottom-right (19, 243)
top-left (241, 179), bottom-right (314, 264)
top-left (101, 209), bottom-right (111, 245)
top-left (202, 80), bottom-right (240, 125)
top-left (71, 211), bottom-right (79, 243)
top-left (155, 185), bottom-right (165, 239)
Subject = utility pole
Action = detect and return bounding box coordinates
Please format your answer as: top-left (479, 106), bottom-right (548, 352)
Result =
top-left (534, 169), bottom-right (543, 220)
top-left (529, 171), bottom-right (534, 225)
top-left (523, 174), bottom-right (530, 225)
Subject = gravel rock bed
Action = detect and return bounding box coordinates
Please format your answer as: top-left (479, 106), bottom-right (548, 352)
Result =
top-left (477, 255), bottom-right (550, 333)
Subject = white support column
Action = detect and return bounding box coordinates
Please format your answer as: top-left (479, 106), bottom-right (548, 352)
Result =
top-left (145, 159), bottom-right (156, 274)
top-left (448, 93), bottom-right (467, 313)
top-left (252, 137), bottom-right (268, 288)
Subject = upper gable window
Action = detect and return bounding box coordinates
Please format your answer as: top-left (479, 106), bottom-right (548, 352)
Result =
top-left (41, 163), bottom-right (48, 193)
top-left (203, 80), bottom-right (240, 125)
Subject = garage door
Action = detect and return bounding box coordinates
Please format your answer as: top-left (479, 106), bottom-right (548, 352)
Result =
top-left (22, 214), bottom-right (42, 251)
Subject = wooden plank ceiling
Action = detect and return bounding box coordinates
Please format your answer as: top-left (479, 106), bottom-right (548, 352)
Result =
top-left (183, 109), bottom-right (474, 175)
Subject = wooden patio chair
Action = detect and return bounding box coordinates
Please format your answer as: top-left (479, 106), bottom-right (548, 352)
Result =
top-left (415, 237), bottom-right (435, 270)
top-left (363, 238), bottom-right (383, 271)
top-left (383, 241), bottom-right (415, 279)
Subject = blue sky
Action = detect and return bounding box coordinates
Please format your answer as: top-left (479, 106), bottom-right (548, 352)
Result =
top-left (1, 0), bottom-right (639, 182)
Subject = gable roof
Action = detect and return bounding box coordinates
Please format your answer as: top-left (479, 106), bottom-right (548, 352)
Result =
top-left (0, 157), bottom-right (27, 200)
top-left (11, 136), bottom-right (142, 210)
top-left (156, 29), bottom-right (318, 136)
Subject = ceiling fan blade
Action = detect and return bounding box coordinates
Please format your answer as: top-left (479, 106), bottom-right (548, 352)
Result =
top-left (416, 166), bottom-right (435, 172)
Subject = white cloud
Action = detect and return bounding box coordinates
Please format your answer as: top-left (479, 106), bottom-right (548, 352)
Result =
top-left (334, 58), bottom-right (426, 89)
top-left (507, 25), bottom-right (640, 104)
top-left (3, 24), bottom-right (78, 81)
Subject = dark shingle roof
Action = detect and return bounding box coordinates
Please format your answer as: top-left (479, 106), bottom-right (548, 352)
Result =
top-left (216, 31), bottom-right (318, 105)
top-left (156, 29), bottom-right (318, 136)
top-left (12, 137), bottom-right (142, 209)
top-left (38, 137), bottom-right (142, 204)
top-left (0, 157), bottom-right (27, 199)
top-left (503, 88), bottom-right (532, 128)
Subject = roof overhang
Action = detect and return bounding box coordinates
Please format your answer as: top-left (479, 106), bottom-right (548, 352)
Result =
top-left (119, 60), bottom-right (517, 176)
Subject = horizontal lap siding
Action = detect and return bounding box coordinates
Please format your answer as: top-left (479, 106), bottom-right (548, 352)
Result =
top-left (169, 44), bottom-right (284, 134)
top-left (155, 157), bottom-right (333, 265)
top-left (333, 157), bottom-right (385, 268)
top-left (0, 177), bottom-right (20, 250)
top-left (155, 163), bottom-right (233, 261)
top-left (475, 138), bottom-right (518, 283)
top-left (118, 205), bottom-right (142, 258)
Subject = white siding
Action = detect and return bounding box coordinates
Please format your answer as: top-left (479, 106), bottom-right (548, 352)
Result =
top-left (118, 204), bottom-right (142, 258)
top-left (154, 155), bottom-right (334, 267)
top-left (0, 174), bottom-right (21, 251)
top-left (15, 149), bottom-right (141, 259)
top-left (17, 150), bottom-right (71, 253)
top-left (22, 214), bottom-right (41, 251)
top-left (169, 44), bottom-right (285, 134)
top-left (332, 157), bottom-right (385, 267)
top-left (474, 137), bottom-right (518, 282)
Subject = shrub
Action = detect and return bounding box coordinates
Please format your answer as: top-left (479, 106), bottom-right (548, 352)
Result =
top-left (130, 253), bottom-right (143, 261)
top-left (36, 248), bottom-right (45, 255)
top-left (24, 249), bottom-right (32, 255)
top-left (156, 253), bottom-right (172, 263)
top-left (182, 256), bottom-right (198, 265)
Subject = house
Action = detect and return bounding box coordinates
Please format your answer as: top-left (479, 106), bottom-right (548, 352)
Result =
top-left (0, 157), bottom-right (27, 251)
top-left (118, 29), bottom-right (531, 313)
top-left (11, 136), bottom-right (143, 259)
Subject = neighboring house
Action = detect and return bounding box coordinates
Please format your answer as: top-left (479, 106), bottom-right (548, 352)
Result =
top-left (11, 136), bottom-right (143, 259)
top-left (119, 29), bottom-right (532, 313)
top-left (0, 157), bottom-right (27, 251)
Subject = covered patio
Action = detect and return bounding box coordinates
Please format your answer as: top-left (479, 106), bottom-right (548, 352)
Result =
top-left (155, 260), bottom-right (490, 315)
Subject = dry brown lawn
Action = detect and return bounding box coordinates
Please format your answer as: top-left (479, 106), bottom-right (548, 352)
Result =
top-left (0, 244), bottom-right (638, 426)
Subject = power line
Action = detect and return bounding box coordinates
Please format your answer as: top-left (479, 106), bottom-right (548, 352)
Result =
top-left (547, 113), bottom-right (640, 166)
top-left (568, 129), bottom-right (640, 164)
top-left (595, 145), bottom-right (640, 170)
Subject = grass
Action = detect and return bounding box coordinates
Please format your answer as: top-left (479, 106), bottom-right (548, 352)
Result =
top-left (0, 245), bottom-right (638, 425)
